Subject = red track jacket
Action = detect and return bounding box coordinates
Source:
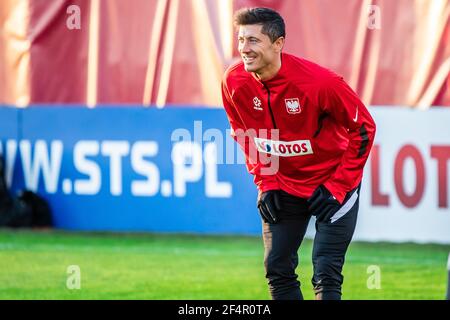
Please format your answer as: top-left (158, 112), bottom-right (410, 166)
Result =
top-left (222, 53), bottom-right (376, 203)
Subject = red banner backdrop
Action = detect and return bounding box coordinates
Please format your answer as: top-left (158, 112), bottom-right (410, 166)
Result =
top-left (0, 0), bottom-right (449, 107)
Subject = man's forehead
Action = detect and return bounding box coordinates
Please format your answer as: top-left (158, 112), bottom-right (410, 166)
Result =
top-left (238, 24), bottom-right (264, 37)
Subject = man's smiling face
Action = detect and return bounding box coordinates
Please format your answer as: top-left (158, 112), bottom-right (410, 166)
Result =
top-left (237, 24), bottom-right (283, 78)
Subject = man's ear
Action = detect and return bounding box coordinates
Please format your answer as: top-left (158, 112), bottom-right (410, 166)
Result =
top-left (273, 37), bottom-right (285, 52)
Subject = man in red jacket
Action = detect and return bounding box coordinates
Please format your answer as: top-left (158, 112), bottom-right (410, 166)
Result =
top-left (222, 7), bottom-right (376, 300)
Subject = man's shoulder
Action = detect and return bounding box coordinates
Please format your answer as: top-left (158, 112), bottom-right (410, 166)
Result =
top-left (223, 59), bottom-right (252, 87)
top-left (284, 53), bottom-right (341, 86)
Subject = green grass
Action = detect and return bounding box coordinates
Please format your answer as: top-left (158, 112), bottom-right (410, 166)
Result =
top-left (0, 229), bottom-right (448, 300)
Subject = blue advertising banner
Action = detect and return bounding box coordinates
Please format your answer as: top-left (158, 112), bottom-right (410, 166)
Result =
top-left (4, 106), bottom-right (450, 243)
top-left (0, 106), bottom-right (260, 234)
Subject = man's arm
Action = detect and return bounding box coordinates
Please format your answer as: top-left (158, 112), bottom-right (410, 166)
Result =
top-left (221, 80), bottom-right (279, 191)
top-left (319, 76), bottom-right (376, 203)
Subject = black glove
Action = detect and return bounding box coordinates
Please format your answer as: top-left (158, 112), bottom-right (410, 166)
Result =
top-left (257, 190), bottom-right (281, 224)
top-left (307, 185), bottom-right (340, 223)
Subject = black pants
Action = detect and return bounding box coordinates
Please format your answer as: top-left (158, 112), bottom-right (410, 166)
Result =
top-left (262, 186), bottom-right (360, 300)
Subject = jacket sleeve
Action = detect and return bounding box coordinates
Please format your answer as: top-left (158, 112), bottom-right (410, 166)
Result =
top-left (320, 76), bottom-right (376, 203)
top-left (221, 80), bottom-right (279, 192)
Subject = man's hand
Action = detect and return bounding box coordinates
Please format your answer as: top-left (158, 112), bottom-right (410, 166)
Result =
top-left (257, 190), bottom-right (281, 224)
top-left (307, 185), bottom-right (340, 222)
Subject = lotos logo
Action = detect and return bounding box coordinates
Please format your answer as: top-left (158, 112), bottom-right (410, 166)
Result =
top-left (285, 98), bottom-right (301, 114)
top-left (254, 137), bottom-right (313, 157)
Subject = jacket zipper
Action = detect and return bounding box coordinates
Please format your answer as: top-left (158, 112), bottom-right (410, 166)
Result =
top-left (262, 83), bottom-right (277, 129)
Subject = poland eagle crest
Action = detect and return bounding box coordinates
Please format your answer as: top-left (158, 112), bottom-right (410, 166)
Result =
top-left (285, 98), bottom-right (301, 114)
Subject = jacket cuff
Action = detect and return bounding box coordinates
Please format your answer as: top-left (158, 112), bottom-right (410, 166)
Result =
top-left (257, 178), bottom-right (280, 194)
top-left (323, 181), bottom-right (346, 204)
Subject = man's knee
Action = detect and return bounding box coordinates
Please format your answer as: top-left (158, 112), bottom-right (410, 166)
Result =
top-left (264, 252), bottom-right (297, 280)
top-left (264, 252), bottom-right (301, 298)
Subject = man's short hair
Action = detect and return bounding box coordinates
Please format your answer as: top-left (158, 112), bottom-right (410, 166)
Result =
top-left (234, 7), bottom-right (286, 43)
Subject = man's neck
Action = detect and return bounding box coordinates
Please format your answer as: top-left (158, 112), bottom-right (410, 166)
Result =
top-left (254, 55), bottom-right (282, 81)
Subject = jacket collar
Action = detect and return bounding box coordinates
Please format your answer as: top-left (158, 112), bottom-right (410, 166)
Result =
top-left (251, 52), bottom-right (288, 87)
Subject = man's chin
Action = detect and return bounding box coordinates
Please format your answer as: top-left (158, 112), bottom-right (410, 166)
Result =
top-left (243, 63), bottom-right (258, 73)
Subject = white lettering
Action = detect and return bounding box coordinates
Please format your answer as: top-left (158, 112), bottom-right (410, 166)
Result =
top-left (66, 5), bottom-right (81, 30)
top-left (367, 5), bottom-right (381, 30)
top-left (101, 141), bottom-right (129, 196)
top-left (20, 140), bottom-right (63, 193)
top-left (74, 141), bottom-right (101, 195)
top-left (172, 142), bottom-right (202, 197)
top-left (366, 265), bottom-right (382, 289)
top-left (0, 140), bottom-right (18, 188)
top-left (131, 141), bottom-right (160, 196)
top-left (204, 143), bottom-right (232, 198)
top-left (66, 265), bottom-right (81, 289)
top-left (254, 138), bottom-right (313, 157)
